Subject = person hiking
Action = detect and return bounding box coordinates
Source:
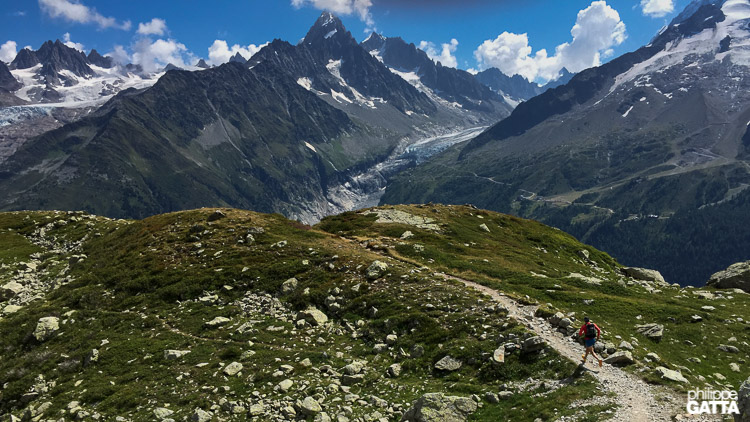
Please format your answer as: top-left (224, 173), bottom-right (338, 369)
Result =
top-left (578, 317), bottom-right (603, 367)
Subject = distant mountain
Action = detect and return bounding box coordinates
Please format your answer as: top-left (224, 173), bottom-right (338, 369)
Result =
top-left (543, 67), bottom-right (575, 91)
top-left (0, 61), bottom-right (21, 92)
top-left (196, 59), bottom-right (210, 69)
top-left (474, 68), bottom-right (542, 102)
top-left (360, 33), bottom-right (512, 115)
top-left (87, 49), bottom-right (114, 68)
top-left (382, 0), bottom-right (750, 285)
top-left (9, 48), bottom-right (39, 69)
top-left (228, 52), bottom-right (247, 64)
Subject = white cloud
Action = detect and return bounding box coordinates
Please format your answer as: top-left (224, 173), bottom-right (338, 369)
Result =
top-left (62, 32), bottom-right (85, 52)
top-left (466, 68), bottom-right (478, 75)
top-left (0, 40), bottom-right (17, 63)
top-left (291, 0), bottom-right (375, 32)
top-left (640, 0), bottom-right (674, 18)
top-left (132, 38), bottom-right (196, 73)
top-left (418, 38), bottom-right (459, 68)
top-left (38, 0), bottom-right (131, 30)
top-left (474, 1), bottom-right (626, 83)
top-left (207, 40), bottom-right (268, 65)
top-left (107, 45), bottom-right (130, 65)
top-left (137, 18), bottom-right (167, 36)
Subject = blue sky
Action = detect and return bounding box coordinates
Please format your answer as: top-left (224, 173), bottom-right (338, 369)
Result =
top-left (0, 0), bottom-right (694, 82)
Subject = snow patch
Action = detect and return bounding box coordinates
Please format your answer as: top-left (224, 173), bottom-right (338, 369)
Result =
top-left (622, 105), bottom-right (634, 118)
top-left (324, 29), bottom-right (338, 39)
top-left (331, 89), bottom-right (353, 104)
top-left (304, 141), bottom-right (317, 152)
top-left (297, 77), bottom-right (313, 91)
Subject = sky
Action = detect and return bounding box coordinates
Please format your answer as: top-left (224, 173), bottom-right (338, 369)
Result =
top-left (0, 0), bottom-right (696, 83)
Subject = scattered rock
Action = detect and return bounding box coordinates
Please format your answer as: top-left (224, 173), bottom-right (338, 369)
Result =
top-left (479, 224), bottom-right (490, 233)
top-left (33, 317), bottom-right (60, 342)
top-left (387, 363), bottom-right (402, 378)
top-left (623, 267), bottom-right (666, 284)
top-left (207, 210), bottom-right (226, 222)
top-left (164, 350), bottom-right (190, 360)
top-left (277, 379), bottom-right (294, 392)
top-left (492, 346), bottom-right (505, 364)
top-left (223, 362), bottom-right (243, 376)
top-left (411, 344), bottom-right (425, 358)
top-left (281, 278), bottom-right (298, 294)
top-left (1, 281), bottom-right (24, 300)
top-left (707, 261), bottom-right (750, 293)
top-left (604, 351), bottom-right (635, 366)
top-left (400, 231), bottom-right (414, 240)
top-left (522, 336), bottom-right (546, 353)
top-left (300, 397), bottom-right (322, 415)
top-left (298, 307), bottom-right (328, 326)
top-left (154, 408), bottom-right (174, 420)
top-left (635, 323), bottom-right (663, 342)
top-left (205, 317), bottom-right (230, 328)
top-left (690, 315), bottom-right (703, 323)
top-left (434, 356), bottom-right (462, 371)
top-left (386, 334), bottom-right (398, 345)
top-left (718, 344), bottom-right (740, 354)
top-left (730, 363), bottom-right (741, 373)
top-left (646, 352), bottom-right (661, 362)
top-left (401, 393), bottom-right (478, 422)
top-left (655, 367), bottom-right (688, 383)
top-left (191, 408), bottom-right (212, 422)
top-left (366, 261), bottom-right (389, 280)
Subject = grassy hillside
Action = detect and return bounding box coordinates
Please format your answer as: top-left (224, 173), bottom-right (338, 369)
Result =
top-left (0, 207), bottom-right (605, 421)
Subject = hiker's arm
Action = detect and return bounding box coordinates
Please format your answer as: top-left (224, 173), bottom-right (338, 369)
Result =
top-left (596, 324), bottom-right (602, 338)
top-left (578, 325), bottom-right (584, 336)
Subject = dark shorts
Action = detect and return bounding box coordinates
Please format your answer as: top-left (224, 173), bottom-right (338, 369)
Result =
top-left (585, 338), bottom-right (597, 348)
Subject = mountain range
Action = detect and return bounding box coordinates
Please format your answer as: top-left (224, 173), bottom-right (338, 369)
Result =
top-left (382, 0), bottom-right (750, 285)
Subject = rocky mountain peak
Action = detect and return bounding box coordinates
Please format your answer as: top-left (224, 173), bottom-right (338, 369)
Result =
top-left (87, 49), bottom-right (114, 68)
top-left (361, 32), bottom-right (387, 51)
top-left (228, 52), bottom-right (247, 64)
top-left (35, 39), bottom-right (94, 80)
top-left (303, 11), bottom-right (355, 47)
top-left (10, 48), bottom-right (39, 70)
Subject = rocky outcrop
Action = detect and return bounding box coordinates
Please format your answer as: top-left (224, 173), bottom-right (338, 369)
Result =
top-left (33, 316), bottom-right (60, 341)
top-left (401, 393), bottom-right (477, 422)
top-left (434, 356), bottom-right (462, 372)
top-left (623, 267), bottom-right (666, 284)
top-left (635, 323), bottom-right (664, 342)
top-left (708, 261), bottom-right (750, 293)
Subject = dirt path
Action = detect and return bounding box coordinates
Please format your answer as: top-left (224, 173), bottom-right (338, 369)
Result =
top-left (437, 273), bottom-right (720, 422)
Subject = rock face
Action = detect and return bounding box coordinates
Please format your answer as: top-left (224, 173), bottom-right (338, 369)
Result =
top-left (401, 393), bottom-right (478, 422)
top-left (635, 323), bottom-right (664, 341)
top-left (738, 376), bottom-right (750, 422)
top-left (33, 316), bottom-right (60, 341)
top-left (623, 267), bottom-right (666, 284)
top-left (708, 261), bottom-right (750, 293)
top-left (654, 367), bottom-right (688, 383)
top-left (434, 356), bottom-right (462, 372)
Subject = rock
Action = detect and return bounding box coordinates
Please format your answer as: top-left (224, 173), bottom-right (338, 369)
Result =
top-left (492, 346), bottom-right (505, 363)
top-left (655, 366), bottom-right (688, 383)
top-left (707, 261), bottom-right (750, 293)
top-left (315, 412), bottom-right (332, 422)
top-left (400, 231), bottom-right (414, 240)
top-left (646, 352), bottom-right (661, 362)
top-left (497, 391), bottom-right (514, 399)
top-left (623, 267), bottom-right (666, 284)
top-left (344, 362), bottom-right (365, 375)
top-left (300, 397), bottom-right (322, 415)
top-left (164, 350), bottom-right (190, 360)
top-left (191, 408), bottom-right (212, 422)
top-left (281, 278), bottom-right (298, 294)
top-left (277, 379), bottom-right (294, 392)
top-left (298, 307), bottom-right (328, 326)
top-left (702, 306), bottom-right (716, 311)
top-left (33, 317), bottom-right (60, 341)
top-left (387, 363), bottom-right (402, 378)
top-left (522, 336), bottom-right (546, 353)
top-left (205, 317), bottom-right (230, 328)
top-left (154, 408), bottom-right (174, 419)
top-left (719, 344), bottom-right (740, 354)
top-left (1, 281), bottom-right (24, 299)
top-left (367, 261), bottom-right (388, 280)
top-left (434, 356), bottom-right (462, 371)
top-left (411, 344), bottom-right (425, 358)
top-left (635, 323), bottom-right (663, 341)
top-left (207, 210), bottom-right (226, 221)
top-left (479, 224), bottom-right (490, 233)
top-left (558, 318), bottom-right (572, 329)
top-left (386, 334), bottom-right (398, 345)
top-left (84, 349), bottom-right (99, 366)
top-left (738, 376), bottom-right (750, 422)
top-left (249, 404), bottom-right (264, 416)
top-left (341, 374), bottom-right (364, 385)
top-left (604, 351), bottom-right (635, 366)
top-left (401, 393), bottom-right (478, 422)
top-left (604, 342), bottom-right (617, 354)
top-left (578, 250), bottom-right (591, 260)
top-left (2, 304), bottom-right (22, 315)
top-left (223, 362), bottom-right (243, 376)
top-left (730, 363), bottom-right (741, 373)
top-left (691, 315), bottom-right (703, 323)
top-left (618, 341), bottom-right (633, 351)
top-left (484, 392), bottom-right (499, 404)
top-left (549, 312), bottom-right (564, 327)
top-left (373, 343), bottom-right (388, 354)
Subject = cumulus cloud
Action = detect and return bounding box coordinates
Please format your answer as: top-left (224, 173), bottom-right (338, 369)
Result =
top-left (474, 1), bottom-right (626, 83)
top-left (38, 0), bottom-right (131, 30)
top-left (137, 18), bottom-right (167, 36)
top-left (640, 0), bottom-right (674, 18)
top-left (418, 38), bottom-right (459, 68)
top-left (0, 40), bottom-right (18, 63)
top-left (131, 38), bottom-right (196, 73)
top-left (107, 45), bottom-right (130, 65)
top-left (207, 40), bottom-right (268, 65)
top-left (62, 32), bottom-right (85, 52)
top-left (291, 0), bottom-right (375, 32)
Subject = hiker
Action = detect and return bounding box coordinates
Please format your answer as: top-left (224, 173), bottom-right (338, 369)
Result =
top-left (578, 317), bottom-right (603, 367)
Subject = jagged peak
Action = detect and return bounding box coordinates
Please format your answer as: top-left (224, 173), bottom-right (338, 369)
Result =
top-left (303, 11), bottom-right (352, 44)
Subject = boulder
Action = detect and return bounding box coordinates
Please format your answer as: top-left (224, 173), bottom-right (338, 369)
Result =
top-left (718, 344), bottom-right (740, 354)
top-left (604, 351), bottom-right (635, 366)
top-left (153, 408), bottom-right (174, 419)
top-left (366, 261), bottom-right (388, 279)
top-left (654, 367), bottom-right (688, 383)
top-left (434, 356), bottom-right (462, 372)
top-left (281, 278), bottom-right (298, 294)
top-left (191, 408), bottom-right (212, 422)
top-left (298, 307), bottom-right (328, 326)
top-left (737, 376), bottom-right (750, 422)
top-left (344, 361), bottom-right (365, 375)
top-left (33, 317), bottom-right (60, 342)
top-left (479, 224), bottom-right (490, 233)
top-left (207, 210), bottom-right (226, 221)
top-left (300, 397), bottom-right (322, 415)
top-left (492, 346), bottom-right (505, 364)
top-left (277, 379), bottom-right (293, 392)
top-left (223, 361), bottom-right (243, 376)
top-left (164, 350), bottom-right (190, 360)
top-left (387, 363), bottom-right (402, 378)
top-left (558, 318), bottom-right (572, 329)
top-left (623, 267), bottom-right (666, 284)
top-left (708, 261), bottom-right (750, 293)
top-left (1, 281), bottom-right (24, 300)
top-left (521, 336), bottom-right (546, 353)
top-left (635, 323), bottom-right (663, 341)
top-left (549, 312), bottom-right (564, 327)
top-left (205, 317), bottom-right (230, 328)
top-left (400, 231), bottom-right (414, 240)
top-left (401, 393), bottom-right (478, 422)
